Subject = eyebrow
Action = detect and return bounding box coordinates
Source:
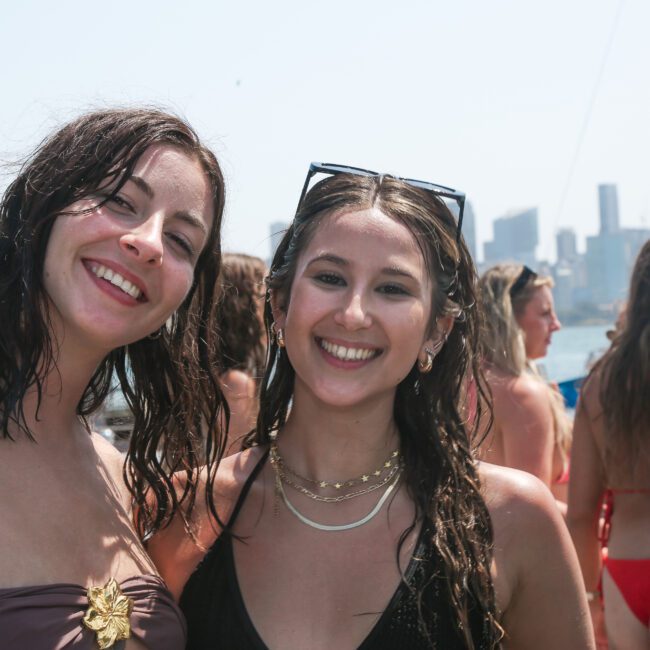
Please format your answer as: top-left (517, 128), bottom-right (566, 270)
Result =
top-left (307, 254), bottom-right (418, 281)
top-left (129, 175), bottom-right (154, 199)
top-left (129, 175), bottom-right (207, 236)
top-left (174, 210), bottom-right (208, 235)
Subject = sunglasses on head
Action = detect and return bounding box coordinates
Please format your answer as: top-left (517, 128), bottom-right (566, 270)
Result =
top-left (509, 265), bottom-right (538, 298)
top-left (296, 162), bottom-right (466, 242)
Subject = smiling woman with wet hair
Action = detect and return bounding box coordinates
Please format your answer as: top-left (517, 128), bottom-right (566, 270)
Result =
top-left (0, 107), bottom-right (227, 648)
top-left (150, 165), bottom-right (593, 649)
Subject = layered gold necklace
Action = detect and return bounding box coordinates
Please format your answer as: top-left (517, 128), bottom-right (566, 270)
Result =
top-left (269, 442), bottom-right (403, 531)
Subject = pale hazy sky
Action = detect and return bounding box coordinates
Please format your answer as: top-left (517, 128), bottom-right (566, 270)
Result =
top-left (2, 0), bottom-right (647, 262)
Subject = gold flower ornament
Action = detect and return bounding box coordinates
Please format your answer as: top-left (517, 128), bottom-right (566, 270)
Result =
top-left (83, 577), bottom-right (134, 649)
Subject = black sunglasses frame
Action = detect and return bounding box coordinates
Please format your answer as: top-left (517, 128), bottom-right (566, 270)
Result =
top-left (509, 265), bottom-right (538, 298)
top-left (296, 162), bottom-right (466, 242)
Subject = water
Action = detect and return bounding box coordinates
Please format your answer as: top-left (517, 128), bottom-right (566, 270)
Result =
top-left (541, 324), bottom-right (612, 382)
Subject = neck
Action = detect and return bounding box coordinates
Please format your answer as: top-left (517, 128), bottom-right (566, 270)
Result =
top-left (19, 332), bottom-right (108, 442)
top-left (277, 383), bottom-right (400, 482)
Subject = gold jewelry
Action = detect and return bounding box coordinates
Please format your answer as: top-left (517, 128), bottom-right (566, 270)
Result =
top-left (272, 449), bottom-right (402, 503)
top-left (276, 327), bottom-right (286, 348)
top-left (83, 578), bottom-right (134, 649)
top-left (272, 460), bottom-right (402, 532)
top-left (271, 443), bottom-right (399, 490)
top-left (418, 350), bottom-right (433, 373)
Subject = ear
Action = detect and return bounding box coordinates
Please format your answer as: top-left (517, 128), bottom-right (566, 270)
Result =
top-left (269, 288), bottom-right (287, 329)
top-left (418, 315), bottom-right (455, 363)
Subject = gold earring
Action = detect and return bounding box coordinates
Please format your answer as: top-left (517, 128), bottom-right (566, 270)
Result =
top-left (418, 349), bottom-right (433, 373)
top-left (276, 328), bottom-right (286, 348)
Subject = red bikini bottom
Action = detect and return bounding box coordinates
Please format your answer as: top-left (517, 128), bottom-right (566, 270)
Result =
top-left (604, 556), bottom-right (650, 626)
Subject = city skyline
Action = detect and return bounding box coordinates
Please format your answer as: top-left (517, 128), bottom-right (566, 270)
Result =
top-left (1, 0), bottom-right (648, 266)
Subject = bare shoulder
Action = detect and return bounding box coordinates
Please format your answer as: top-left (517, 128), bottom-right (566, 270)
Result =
top-left (578, 368), bottom-right (603, 417)
top-left (489, 370), bottom-right (549, 412)
top-left (479, 466), bottom-right (594, 647)
top-left (147, 445), bottom-right (266, 600)
top-left (220, 369), bottom-right (256, 400)
top-left (480, 461), bottom-right (558, 520)
top-left (479, 461), bottom-right (565, 561)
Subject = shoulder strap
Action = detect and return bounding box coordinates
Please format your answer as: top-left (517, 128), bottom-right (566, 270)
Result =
top-left (226, 448), bottom-right (270, 527)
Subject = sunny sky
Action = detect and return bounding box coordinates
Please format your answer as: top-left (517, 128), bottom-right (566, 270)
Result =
top-left (2, 0), bottom-right (647, 263)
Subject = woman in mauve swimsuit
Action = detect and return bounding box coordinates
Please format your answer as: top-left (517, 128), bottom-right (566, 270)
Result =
top-left (477, 265), bottom-right (572, 513)
top-left (150, 164), bottom-right (593, 649)
top-left (568, 239), bottom-right (650, 650)
top-left (0, 108), bottom-right (226, 649)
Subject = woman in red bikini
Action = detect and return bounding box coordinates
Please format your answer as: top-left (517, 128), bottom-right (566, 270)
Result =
top-left (568, 240), bottom-right (650, 649)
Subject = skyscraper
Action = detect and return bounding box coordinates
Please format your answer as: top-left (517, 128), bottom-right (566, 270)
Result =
top-left (556, 228), bottom-right (577, 262)
top-left (483, 208), bottom-right (538, 268)
top-left (598, 184), bottom-right (620, 234)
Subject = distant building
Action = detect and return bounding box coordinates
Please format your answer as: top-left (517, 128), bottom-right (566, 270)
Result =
top-left (556, 228), bottom-right (577, 263)
top-left (462, 201), bottom-right (477, 261)
top-left (598, 184), bottom-right (620, 234)
top-left (585, 233), bottom-right (627, 304)
top-left (269, 221), bottom-right (289, 260)
top-left (483, 208), bottom-right (538, 268)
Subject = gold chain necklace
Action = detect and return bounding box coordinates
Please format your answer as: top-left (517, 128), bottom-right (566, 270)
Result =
top-left (272, 458), bottom-right (403, 532)
top-left (272, 450), bottom-right (402, 503)
top-left (270, 442), bottom-right (400, 490)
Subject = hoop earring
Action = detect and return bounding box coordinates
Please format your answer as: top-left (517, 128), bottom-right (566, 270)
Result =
top-left (148, 327), bottom-right (163, 340)
top-left (276, 328), bottom-right (286, 348)
top-left (418, 349), bottom-right (433, 373)
top-left (418, 333), bottom-right (448, 373)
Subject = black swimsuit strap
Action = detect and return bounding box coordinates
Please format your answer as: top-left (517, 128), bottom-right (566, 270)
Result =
top-left (226, 447), bottom-right (270, 528)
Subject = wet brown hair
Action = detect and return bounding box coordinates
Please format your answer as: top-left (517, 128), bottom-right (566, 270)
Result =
top-left (598, 240), bottom-right (650, 465)
top-left (0, 107), bottom-right (227, 537)
top-left (215, 253), bottom-right (268, 380)
top-left (246, 173), bottom-right (501, 648)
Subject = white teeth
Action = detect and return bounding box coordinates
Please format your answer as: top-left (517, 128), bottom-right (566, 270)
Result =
top-left (89, 263), bottom-right (142, 300)
top-left (320, 339), bottom-right (377, 361)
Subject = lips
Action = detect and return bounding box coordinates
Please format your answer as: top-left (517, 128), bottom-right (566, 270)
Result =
top-left (316, 337), bottom-right (382, 362)
top-left (83, 259), bottom-right (148, 302)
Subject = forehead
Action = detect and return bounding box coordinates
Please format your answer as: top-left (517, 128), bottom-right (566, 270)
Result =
top-left (526, 285), bottom-right (553, 307)
top-left (300, 207), bottom-right (426, 271)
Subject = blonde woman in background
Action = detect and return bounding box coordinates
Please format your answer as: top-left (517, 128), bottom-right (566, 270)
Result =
top-left (478, 264), bottom-right (572, 511)
top-left (215, 253), bottom-right (268, 454)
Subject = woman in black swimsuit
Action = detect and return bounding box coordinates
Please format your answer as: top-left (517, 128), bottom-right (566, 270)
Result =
top-left (0, 108), bottom-right (226, 649)
top-left (151, 164), bottom-right (594, 649)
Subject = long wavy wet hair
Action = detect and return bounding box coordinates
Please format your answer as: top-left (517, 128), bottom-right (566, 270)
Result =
top-left (246, 173), bottom-right (502, 648)
top-left (0, 107), bottom-right (228, 538)
top-left (597, 239), bottom-right (650, 466)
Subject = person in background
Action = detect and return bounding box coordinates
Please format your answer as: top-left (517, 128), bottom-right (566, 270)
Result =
top-left (477, 264), bottom-right (572, 511)
top-left (150, 165), bottom-right (593, 649)
top-left (215, 253), bottom-right (268, 454)
top-left (0, 108), bottom-right (226, 649)
top-left (568, 240), bottom-right (650, 650)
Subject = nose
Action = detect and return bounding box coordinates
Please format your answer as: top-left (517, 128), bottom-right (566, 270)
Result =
top-left (551, 311), bottom-right (561, 332)
top-left (333, 291), bottom-right (372, 330)
top-left (120, 215), bottom-right (164, 267)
